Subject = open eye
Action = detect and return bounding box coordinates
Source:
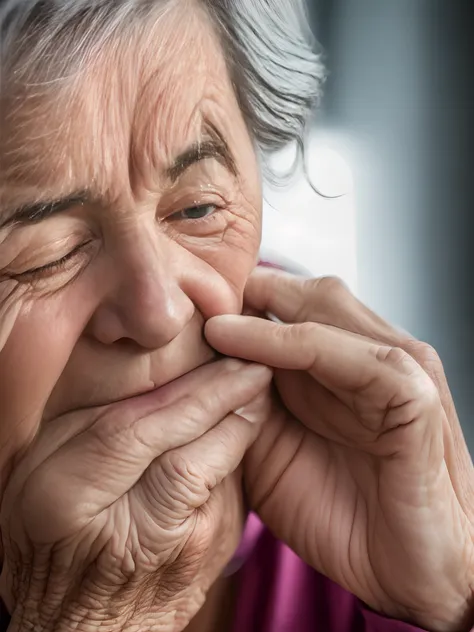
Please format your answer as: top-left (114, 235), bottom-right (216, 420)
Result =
top-left (169, 204), bottom-right (218, 221)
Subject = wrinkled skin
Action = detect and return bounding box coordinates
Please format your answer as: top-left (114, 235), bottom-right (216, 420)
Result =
top-left (0, 4), bottom-right (268, 631)
top-left (0, 1), bottom-right (473, 631)
top-left (206, 268), bottom-right (474, 632)
top-left (1, 358), bottom-right (273, 631)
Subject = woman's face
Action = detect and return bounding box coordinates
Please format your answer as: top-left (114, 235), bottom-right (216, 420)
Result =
top-left (0, 7), bottom-right (262, 484)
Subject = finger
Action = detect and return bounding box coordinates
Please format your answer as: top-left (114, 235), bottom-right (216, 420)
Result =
top-left (247, 270), bottom-right (474, 511)
top-left (104, 357), bottom-right (250, 419)
top-left (206, 314), bottom-right (439, 429)
top-left (402, 339), bottom-right (474, 522)
top-left (245, 267), bottom-right (402, 344)
top-left (144, 390), bottom-right (271, 524)
top-left (21, 362), bottom-right (272, 532)
top-left (14, 358), bottom-right (259, 480)
top-left (207, 315), bottom-right (390, 387)
top-left (74, 361), bottom-right (271, 473)
top-left (246, 269), bottom-right (455, 424)
top-left (206, 315), bottom-right (321, 370)
top-left (129, 363), bottom-right (271, 457)
top-left (244, 267), bottom-right (311, 322)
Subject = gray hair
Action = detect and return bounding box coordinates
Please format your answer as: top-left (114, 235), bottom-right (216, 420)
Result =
top-left (0, 0), bottom-right (325, 156)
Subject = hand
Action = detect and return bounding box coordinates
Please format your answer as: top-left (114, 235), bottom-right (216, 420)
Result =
top-left (205, 268), bottom-right (474, 632)
top-left (0, 359), bottom-right (272, 632)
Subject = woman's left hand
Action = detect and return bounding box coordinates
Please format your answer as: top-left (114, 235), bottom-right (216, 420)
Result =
top-left (205, 267), bottom-right (474, 632)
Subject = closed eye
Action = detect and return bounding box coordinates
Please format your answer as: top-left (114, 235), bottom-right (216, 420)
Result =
top-left (7, 240), bottom-right (93, 282)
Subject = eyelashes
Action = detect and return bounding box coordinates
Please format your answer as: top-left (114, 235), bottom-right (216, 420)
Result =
top-left (169, 203), bottom-right (218, 222)
top-left (8, 203), bottom-right (222, 282)
top-left (9, 240), bottom-right (94, 282)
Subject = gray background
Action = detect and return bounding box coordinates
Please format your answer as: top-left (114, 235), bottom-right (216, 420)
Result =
top-left (308, 0), bottom-right (473, 450)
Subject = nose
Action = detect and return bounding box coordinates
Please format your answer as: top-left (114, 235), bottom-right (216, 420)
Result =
top-left (89, 232), bottom-right (194, 350)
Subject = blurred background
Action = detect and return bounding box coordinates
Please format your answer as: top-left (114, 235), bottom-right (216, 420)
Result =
top-left (261, 0), bottom-right (473, 450)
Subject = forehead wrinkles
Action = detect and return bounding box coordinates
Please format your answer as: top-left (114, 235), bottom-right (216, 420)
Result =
top-left (0, 2), bottom-right (225, 201)
top-left (129, 5), bottom-right (226, 192)
top-left (0, 85), bottom-right (75, 189)
top-left (0, 29), bottom-right (138, 198)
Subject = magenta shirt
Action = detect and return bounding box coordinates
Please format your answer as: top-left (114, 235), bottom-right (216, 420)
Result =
top-left (230, 513), bottom-right (432, 632)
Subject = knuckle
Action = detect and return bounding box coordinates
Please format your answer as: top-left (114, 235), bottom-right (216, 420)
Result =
top-left (294, 321), bottom-right (317, 339)
top-left (402, 340), bottom-right (447, 394)
top-left (375, 345), bottom-right (411, 369)
top-left (278, 321), bottom-right (316, 348)
top-left (418, 375), bottom-right (440, 408)
top-left (300, 276), bottom-right (352, 322)
top-left (163, 450), bottom-right (194, 481)
top-left (286, 278), bottom-right (313, 322)
top-left (160, 450), bottom-right (204, 499)
top-left (408, 373), bottom-right (441, 422)
top-left (90, 410), bottom-right (133, 453)
top-left (406, 340), bottom-right (442, 369)
top-left (178, 394), bottom-right (208, 425)
top-left (311, 275), bottom-right (350, 300)
top-left (376, 345), bottom-right (441, 414)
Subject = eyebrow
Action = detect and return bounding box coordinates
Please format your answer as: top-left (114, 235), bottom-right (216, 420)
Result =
top-left (166, 128), bottom-right (237, 182)
top-left (0, 132), bottom-right (237, 229)
top-left (0, 192), bottom-right (91, 229)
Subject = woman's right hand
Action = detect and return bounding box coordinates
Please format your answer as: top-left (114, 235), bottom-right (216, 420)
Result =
top-left (0, 359), bottom-right (272, 632)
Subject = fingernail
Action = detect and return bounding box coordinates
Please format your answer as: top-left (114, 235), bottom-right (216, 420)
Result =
top-left (234, 391), bottom-right (269, 424)
top-left (234, 406), bottom-right (261, 424)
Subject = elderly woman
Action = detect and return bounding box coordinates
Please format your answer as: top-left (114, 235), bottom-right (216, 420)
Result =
top-left (0, 1), bottom-right (472, 631)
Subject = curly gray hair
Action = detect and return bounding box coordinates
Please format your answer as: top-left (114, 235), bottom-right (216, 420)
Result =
top-left (0, 0), bottom-right (325, 155)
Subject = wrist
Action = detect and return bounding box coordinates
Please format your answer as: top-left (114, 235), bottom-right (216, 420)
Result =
top-left (421, 591), bottom-right (474, 632)
top-left (395, 596), bottom-right (474, 632)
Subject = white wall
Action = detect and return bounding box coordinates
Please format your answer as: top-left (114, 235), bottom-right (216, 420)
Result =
top-left (261, 130), bottom-right (358, 293)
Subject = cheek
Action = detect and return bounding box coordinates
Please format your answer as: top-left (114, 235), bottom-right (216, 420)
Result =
top-left (210, 187), bottom-right (263, 295)
top-left (217, 210), bottom-right (261, 291)
top-left (180, 208), bottom-right (262, 318)
top-left (178, 164), bottom-right (263, 315)
top-left (0, 289), bottom-right (95, 438)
